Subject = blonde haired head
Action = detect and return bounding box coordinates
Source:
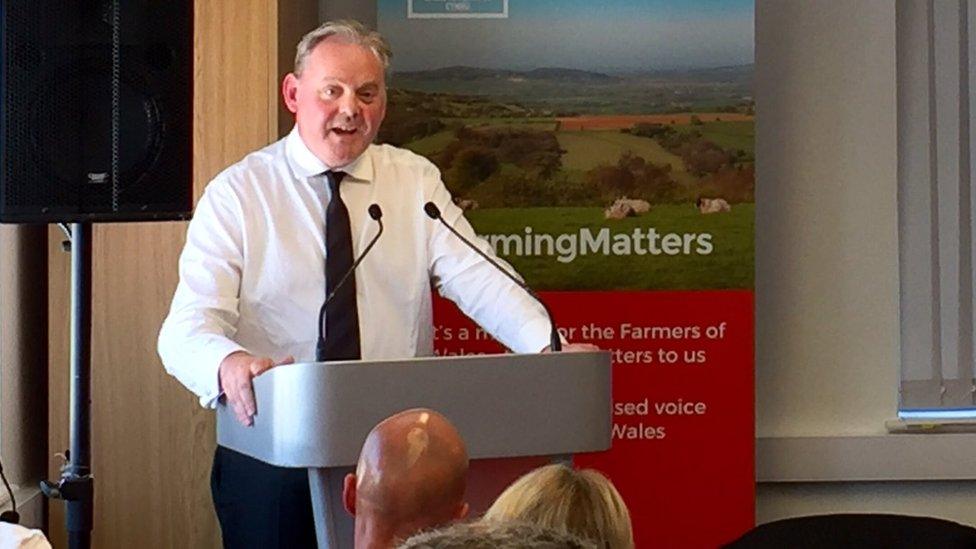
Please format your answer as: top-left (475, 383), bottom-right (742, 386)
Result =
top-left (484, 464), bottom-right (634, 549)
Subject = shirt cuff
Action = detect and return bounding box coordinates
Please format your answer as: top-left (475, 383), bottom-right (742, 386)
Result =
top-left (517, 317), bottom-right (560, 353)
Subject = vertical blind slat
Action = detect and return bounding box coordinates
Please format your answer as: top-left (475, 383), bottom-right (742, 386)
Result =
top-left (957, 0), bottom-right (974, 408)
top-left (898, 0), bottom-right (938, 407)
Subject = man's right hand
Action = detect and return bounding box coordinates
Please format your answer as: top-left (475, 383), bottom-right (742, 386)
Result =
top-left (218, 351), bottom-right (295, 426)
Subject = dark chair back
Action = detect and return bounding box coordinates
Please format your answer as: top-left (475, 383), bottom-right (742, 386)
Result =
top-left (723, 514), bottom-right (976, 549)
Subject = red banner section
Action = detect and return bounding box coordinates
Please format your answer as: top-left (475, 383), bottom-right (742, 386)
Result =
top-left (434, 290), bottom-right (754, 548)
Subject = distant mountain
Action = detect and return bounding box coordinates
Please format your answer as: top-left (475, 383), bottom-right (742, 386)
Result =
top-left (387, 64), bottom-right (753, 116)
top-left (522, 67), bottom-right (619, 82)
top-left (619, 64), bottom-right (754, 84)
top-left (396, 66), bottom-right (517, 80)
top-left (395, 65), bottom-right (620, 82)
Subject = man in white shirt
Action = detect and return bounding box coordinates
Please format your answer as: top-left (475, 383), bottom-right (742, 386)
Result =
top-left (158, 19), bottom-right (594, 549)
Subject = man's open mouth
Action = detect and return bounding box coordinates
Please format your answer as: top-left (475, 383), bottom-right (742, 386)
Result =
top-left (330, 127), bottom-right (358, 136)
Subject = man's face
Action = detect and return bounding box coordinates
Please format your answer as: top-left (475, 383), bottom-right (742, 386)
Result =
top-left (283, 37), bottom-right (387, 167)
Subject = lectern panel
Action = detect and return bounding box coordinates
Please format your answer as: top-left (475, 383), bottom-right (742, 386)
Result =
top-left (216, 352), bottom-right (612, 468)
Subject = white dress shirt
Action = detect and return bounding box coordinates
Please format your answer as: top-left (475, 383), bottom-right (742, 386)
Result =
top-left (158, 128), bottom-right (552, 407)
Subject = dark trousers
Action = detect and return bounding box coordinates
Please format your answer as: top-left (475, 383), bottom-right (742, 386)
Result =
top-left (211, 446), bottom-right (318, 549)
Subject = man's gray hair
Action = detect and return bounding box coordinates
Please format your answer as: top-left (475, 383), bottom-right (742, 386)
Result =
top-left (294, 19), bottom-right (392, 75)
top-left (396, 521), bottom-right (598, 549)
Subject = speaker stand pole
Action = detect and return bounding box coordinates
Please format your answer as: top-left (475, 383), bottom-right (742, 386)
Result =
top-left (41, 222), bottom-right (94, 549)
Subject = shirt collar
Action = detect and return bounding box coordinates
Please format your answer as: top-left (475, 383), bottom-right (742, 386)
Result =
top-left (284, 126), bottom-right (374, 183)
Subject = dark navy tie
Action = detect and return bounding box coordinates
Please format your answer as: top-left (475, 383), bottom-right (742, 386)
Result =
top-left (323, 170), bottom-right (361, 360)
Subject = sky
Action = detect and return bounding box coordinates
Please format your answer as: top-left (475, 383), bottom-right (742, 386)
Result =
top-left (377, 0), bottom-right (754, 72)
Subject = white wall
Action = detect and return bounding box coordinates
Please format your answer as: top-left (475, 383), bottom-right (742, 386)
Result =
top-left (756, 0), bottom-right (899, 440)
top-left (756, 0), bottom-right (976, 525)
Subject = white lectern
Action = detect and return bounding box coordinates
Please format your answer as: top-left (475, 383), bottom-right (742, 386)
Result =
top-left (216, 351), bottom-right (612, 549)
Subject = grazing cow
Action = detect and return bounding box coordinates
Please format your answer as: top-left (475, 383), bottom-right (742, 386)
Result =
top-left (604, 201), bottom-right (636, 220)
top-left (619, 197), bottom-right (650, 214)
top-left (604, 197), bottom-right (649, 220)
top-left (696, 197), bottom-right (731, 214)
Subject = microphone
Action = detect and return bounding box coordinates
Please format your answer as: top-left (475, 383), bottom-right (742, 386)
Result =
top-left (316, 204), bottom-right (384, 361)
top-left (423, 201), bottom-right (562, 352)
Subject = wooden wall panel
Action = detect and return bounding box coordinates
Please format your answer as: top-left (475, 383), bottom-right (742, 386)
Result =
top-left (45, 1), bottom-right (304, 546)
top-left (1, 225), bottom-right (47, 487)
top-left (47, 226), bottom-right (69, 549)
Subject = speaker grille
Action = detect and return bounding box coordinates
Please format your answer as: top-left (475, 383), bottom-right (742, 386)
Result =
top-left (0, 0), bottom-right (193, 223)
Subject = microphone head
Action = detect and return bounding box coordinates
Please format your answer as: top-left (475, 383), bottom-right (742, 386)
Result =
top-left (423, 202), bottom-right (441, 220)
top-left (368, 204), bottom-right (383, 220)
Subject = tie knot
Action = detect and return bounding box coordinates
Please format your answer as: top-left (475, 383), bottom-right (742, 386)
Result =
top-left (324, 170), bottom-right (346, 194)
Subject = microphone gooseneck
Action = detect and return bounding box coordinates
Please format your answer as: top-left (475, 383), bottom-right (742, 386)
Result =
top-left (316, 204), bottom-right (384, 361)
top-left (423, 201), bottom-right (562, 352)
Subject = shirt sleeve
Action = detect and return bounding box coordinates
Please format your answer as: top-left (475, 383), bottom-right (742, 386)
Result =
top-left (158, 177), bottom-right (248, 408)
top-left (0, 522), bottom-right (53, 549)
top-left (424, 166), bottom-right (553, 353)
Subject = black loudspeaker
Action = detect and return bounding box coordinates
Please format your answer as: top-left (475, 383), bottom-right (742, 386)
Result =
top-left (0, 1), bottom-right (193, 223)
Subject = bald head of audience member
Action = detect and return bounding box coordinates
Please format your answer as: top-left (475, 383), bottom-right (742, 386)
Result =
top-left (343, 409), bottom-right (470, 549)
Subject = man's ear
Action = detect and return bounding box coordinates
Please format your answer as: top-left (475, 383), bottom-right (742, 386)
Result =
top-left (455, 502), bottom-right (469, 520)
top-left (342, 473), bottom-right (357, 516)
top-left (282, 73), bottom-right (300, 114)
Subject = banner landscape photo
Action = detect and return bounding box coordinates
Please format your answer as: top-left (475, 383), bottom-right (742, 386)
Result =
top-left (379, 1), bottom-right (755, 546)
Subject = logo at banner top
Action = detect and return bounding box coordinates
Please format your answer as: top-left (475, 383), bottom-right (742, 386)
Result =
top-left (408, 0), bottom-right (508, 19)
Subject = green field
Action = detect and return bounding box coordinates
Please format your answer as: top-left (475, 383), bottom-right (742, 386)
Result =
top-left (467, 204), bottom-right (754, 290)
top-left (556, 130), bottom-right (684, 170)
top-left (555, 131), bottom-right (695, 185)
top-left (401, 117), bottom-right (754, 210)
top-left (403, 119), bottom-right (752, 188)
top-left (404, 130), bottom-right (455, 156)
top-left (442, 117), bottom-right (559, 130)
top-left (404, 119), bottom-right (560, 157)
top-left (675, 121), bottom-right (755, 154)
